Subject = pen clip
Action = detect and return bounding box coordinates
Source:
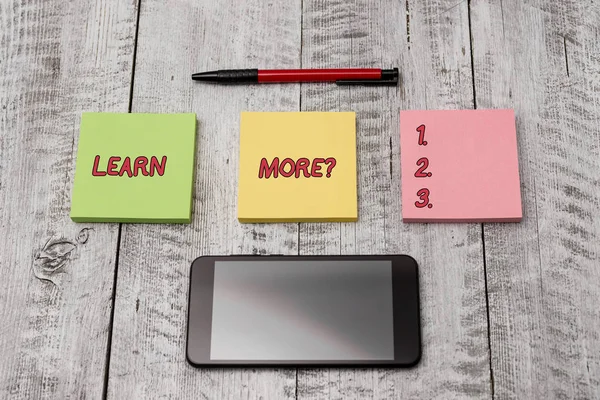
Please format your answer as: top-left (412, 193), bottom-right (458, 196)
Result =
top-left (335, 68), bottom-right (398, 86)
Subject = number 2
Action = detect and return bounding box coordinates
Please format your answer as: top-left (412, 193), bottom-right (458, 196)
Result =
top-left (415, 188), bottom-right (431, 208)
top-left (414, 157), bottom-right (432, 177)
top-left (416, 124), bottom-right (427, 145)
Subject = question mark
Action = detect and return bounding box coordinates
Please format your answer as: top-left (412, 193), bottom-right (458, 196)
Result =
top-left (324, 157), bottom-right (336, 178)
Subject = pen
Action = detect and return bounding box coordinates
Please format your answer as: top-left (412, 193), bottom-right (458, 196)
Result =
top-left (191, 68), bottom-right (398, 85)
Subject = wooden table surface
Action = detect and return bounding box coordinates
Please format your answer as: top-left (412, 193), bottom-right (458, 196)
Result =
top-left (2, 0), bottom-right (599, 399)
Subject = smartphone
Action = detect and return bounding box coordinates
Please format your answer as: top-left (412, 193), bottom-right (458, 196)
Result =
top-left (186, 254), bottom-right (421, 367)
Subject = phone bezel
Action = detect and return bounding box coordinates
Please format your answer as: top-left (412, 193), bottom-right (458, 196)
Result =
top-left (186, 254), bottom-right (421, 367)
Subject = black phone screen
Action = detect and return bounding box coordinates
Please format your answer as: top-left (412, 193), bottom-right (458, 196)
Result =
top-left (186, 255), bottom-right (420, 367)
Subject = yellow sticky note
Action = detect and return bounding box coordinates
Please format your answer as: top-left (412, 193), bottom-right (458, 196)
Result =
top-left (238, 112), bottom-right (357, 223)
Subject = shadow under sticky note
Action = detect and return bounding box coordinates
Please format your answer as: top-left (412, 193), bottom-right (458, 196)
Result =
top-left (400, 109), bottom-right (522, 223)
top-left (238, 112), bottom-right (357, 223)
top-left (70, 113), bottom-right (197, 223)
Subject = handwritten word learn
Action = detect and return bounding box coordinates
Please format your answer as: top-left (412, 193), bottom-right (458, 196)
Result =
top-left (258, 157), bottom-right (337, 179)
top-left (92, 155), bottom-right (167, 177)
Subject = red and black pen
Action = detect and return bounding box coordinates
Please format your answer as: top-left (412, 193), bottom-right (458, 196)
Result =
top-left (192, 68), bottom-right (398, 85)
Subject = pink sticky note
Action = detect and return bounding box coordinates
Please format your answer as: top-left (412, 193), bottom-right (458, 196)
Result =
top-left (400, 109), bottom-right (522, 223)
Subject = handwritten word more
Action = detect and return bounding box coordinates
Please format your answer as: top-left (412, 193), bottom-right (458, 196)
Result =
top-left (258, 157), bottom-right (337, 179)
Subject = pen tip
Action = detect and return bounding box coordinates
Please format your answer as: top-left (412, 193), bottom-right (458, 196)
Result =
top-left (192, 71), bottom-right (218, 81)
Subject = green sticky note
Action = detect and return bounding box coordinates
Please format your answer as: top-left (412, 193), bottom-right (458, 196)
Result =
top-left (70, 113), bottom-right (196, 223)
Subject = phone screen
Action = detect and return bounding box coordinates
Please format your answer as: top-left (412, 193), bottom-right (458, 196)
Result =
top-left (210, 260), bottom-right (394, 361)
top-left (187, 255), bottom-right (421, 367)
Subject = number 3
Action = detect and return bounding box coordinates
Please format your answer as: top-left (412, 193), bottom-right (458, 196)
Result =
top-left (415, 188), bottom-right (430, 208)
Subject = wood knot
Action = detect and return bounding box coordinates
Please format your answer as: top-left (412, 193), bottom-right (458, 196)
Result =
top-left (76, 228), bottom-right (93, 244)
top-left (32, 228), bottom-right (92, 285)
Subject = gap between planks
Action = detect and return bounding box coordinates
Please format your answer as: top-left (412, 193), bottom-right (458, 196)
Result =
top-left (467, 0), bottom-right (495, 397)
top-left (101, 0), bottom-right (142, 398)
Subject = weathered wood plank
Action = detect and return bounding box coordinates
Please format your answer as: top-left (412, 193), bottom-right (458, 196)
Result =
top-left (0, 0), bottom-right (137, 398)
top-left (298, 0), bottom-right (491, 399)
top-left (471, 0), bottom-right (600, 398)
top-left (106, 1), bottom-right (302, 398)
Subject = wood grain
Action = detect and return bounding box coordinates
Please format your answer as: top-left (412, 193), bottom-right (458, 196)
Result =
top-left (470, 0), bottom-right (600, 398)
top-left (3, 0), bottom-right (598, 398)
top-left (297, 0), bottom-right (491, 399)
top-left (0, 0), bottom-right (137, 398)
top-left (106, 0), bottom-right (302, 398)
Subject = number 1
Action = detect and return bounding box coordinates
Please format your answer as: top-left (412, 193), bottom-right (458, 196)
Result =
top-left (416, 124), bottom-right (427, 146)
